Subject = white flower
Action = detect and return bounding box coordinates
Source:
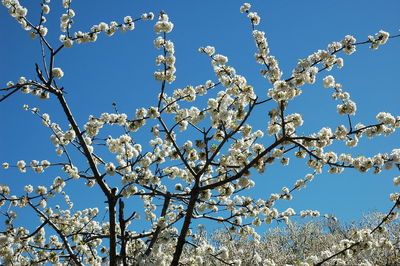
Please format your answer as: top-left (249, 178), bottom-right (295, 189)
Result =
top-left (60, 14), bottom-right (69, 23)
top-left (233, 216), bottom-right (242, 225)
top-left (305, 174), bottom-right (314, 181)
top-left (346, 136), bottom-right (358, 147)
top-left (281, 157), bottom-right (290, 165)
top-left (199, 46), bottom-right (215, 56)
top-left (40, 199), bottom-right (47, 208)
top-left (52, 68), bottom-right (64, 79)
top-left (67, 9), bottom-right (75, 17)
top-left (393, 176), bottom-right (400, 186)
top-left (369, 30), bottom-right (390, 50)
top-left (63, 38), bottom-right (73, 48)
top-left (42, 4), bottom-right (50, 14)
top-left (238, 177), bottom-right (250, 188)
top-left (41, 160), bottom-right (51, 168)
top-left (56, 148), bottom-right (64, 156)
top-left (376, 112), bottom-right (395, 126)
top-left (124, 16), bottom-right (132, 23)
top-left (390, 149), bottom-right (400, 162)
top-left (62, 0), bottom-right (71, 8)
top-left (390, 193), bottom-right (400, 202)
top-left (141, 12), bottom-right (154, 20)
top-left (29, 31), bottom-right (36, 39)
top-left (323, 75), bottom-right (335, 88)
top-left (283, 207), bottom-right (296, 216)
top-left (199, 190), bottom-right (211, 201)
top-left (99, 22), bottom-right (109, 32)
top-left (24, 185), bottom-right (33, 193)
top-left (240, 3), bottom-right (251, 13)
top-left (17, 160), bottom-right (26, 172)
top-left (342, 35), bottom-right (356, 55)
top-left (38, 25), bottom-right (48, 36)
top-left (337, 100), bottom-right (357, 115)
top-left (36, 186), bottom-right (48, 195)
top-left (212, 54), bottom-right (228, 66)
top-left (154, 20), bottom-right (174, 34)
top-left (148, 107), bottom-right (160, 118)
top-left (2, 162), bottom-right (9, 169)
top-left (18, 77), bottom-right (26, 84)
top-left (378, 30), bottom-right (390, 44)
top-left (127, 21), bottom-right (135, 31)
top-left (327, 41), bottom-right (343, 52)
top-left (105, 162), bottom-right (116, 175)
top-left (247, 12), bottom-right (260, 25)
top-left (336, 58), bottom-right (344, 68)
top-left (60, 35), bottom-right (74, 48)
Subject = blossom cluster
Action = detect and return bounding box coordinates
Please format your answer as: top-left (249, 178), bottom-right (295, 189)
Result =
top-left (4, 78), bottom-right (50, 100)
top-left (324, 77), bottom-right (357, 115)
top-left (153, 12), bottom-right (176, 83)
top-left (368, 30), bottom-right (390, 50)
top-left (2, 0), bottom-right (30, 31)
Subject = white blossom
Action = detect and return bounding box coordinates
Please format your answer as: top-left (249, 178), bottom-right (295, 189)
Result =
top-left (52, 68), bottom-right (64, 79)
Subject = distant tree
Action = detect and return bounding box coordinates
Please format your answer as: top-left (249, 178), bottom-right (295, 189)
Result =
top-left (188, 212), bottom-right (400, 265)
top-left (0, 1), bottom-right (399, 265)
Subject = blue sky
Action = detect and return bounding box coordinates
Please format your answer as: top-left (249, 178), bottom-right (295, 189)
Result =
top-left (1, 0), bottom-right (399, 233)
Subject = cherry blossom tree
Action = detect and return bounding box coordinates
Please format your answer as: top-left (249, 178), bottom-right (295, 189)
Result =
top-left (1, 1), bottom-right (399, 265)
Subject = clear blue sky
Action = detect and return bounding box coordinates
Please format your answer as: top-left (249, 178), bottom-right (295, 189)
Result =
top-left (1, 0), bottom-right (399, 232)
